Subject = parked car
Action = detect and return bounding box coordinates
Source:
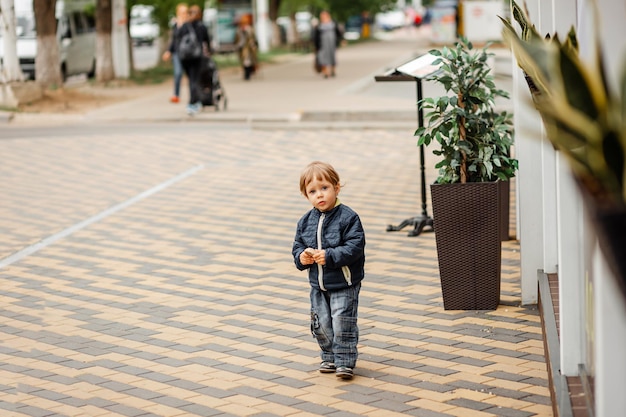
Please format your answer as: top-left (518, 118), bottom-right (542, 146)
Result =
top-left (130, 5), bottom-right (160, 46)
top-left (375, 9), bottom-right (405, 31)
top-left (343, 15), bottom-right (362, 41)
top-left (0, 0), bottom-right (97, 81)
top-left (277, 11), bottom-right (313, 43)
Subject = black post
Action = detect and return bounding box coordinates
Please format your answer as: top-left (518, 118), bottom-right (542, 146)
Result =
top-left (417, 79), bottom-right (428, 219)
top-left (375, 56), bottom-right (438, 237)
top-left (385, 77), bottom-right (434, 236)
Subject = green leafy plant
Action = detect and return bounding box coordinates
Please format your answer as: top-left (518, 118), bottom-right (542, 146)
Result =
top-left (415, 37), bottom-right (518, 184)
top-left (500, 0), bottom-right (625, 208)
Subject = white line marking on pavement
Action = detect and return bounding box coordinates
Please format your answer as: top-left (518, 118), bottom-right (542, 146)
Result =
top-left (0, 164), bottom-right (205, 269)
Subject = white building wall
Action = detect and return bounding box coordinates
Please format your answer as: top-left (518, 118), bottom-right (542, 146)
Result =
top-left (586, 2), bottom-right (626, 415)
top-left (549, 0), bottom-right (585, 378)
top-left (514, 0), bottom-right (626, 413)
top-left (593, 248), bottom-right (626, 417)
top-left (556, 152), bottom-right (585, 376)
top-left (537, 0), bottom-right (559, 278)
top-left (515, 0), bottom-right (543, 305)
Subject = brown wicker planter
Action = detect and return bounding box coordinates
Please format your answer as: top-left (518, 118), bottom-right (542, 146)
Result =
top-left (431, 181), bottom-right (502, 310)
top-left (499, 180), bottom-right (510, 241)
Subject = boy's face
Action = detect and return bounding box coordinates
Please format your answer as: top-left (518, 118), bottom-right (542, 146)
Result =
top-left (304, 177), bottom-right (339, 212)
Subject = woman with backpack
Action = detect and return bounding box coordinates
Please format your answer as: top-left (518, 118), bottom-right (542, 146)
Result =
top-left (177, 4), bottom-right (211, 115)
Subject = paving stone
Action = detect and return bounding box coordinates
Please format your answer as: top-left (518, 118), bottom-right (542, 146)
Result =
top-left (324, 411), bottom-right (366, 417)
top-left (87, 397), bottom-right (118, 408)
top-left (336, 391), bottom-right (382, 404)
top-left (450, 356), bottom-right (495, 367)
top-left (258, 394), bottom-right (302, 407)
top-left (483, 406), bottom-right (534, 417)
top-left (404, 409), bottom-right (455, 417)
top-left (411, 380), bottom-right (457, 393)
top-left (105, 403), bottom-right (150, 417)
top-left (14, 404), bottom-right (56, 417)
top-left (447, 398), bottom-right (492, 411)
top-left (0, 127), bottom-right (551, 417)
top-left (151, 396), bottom-right (194, 408)
top-left (367, 398), bottom-right (417, 413)
top-left (193, 386), bottom-right (236, 398)
top-left (521, 377), bottom-right (549, 387)
top-left (178, 403), bottom-right (223, 416)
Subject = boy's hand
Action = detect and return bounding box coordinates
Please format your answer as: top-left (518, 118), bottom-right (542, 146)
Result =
top-left (300, 248), bottom-right (326, 265)
top-left (300, 248), bottom-right (315, 265)
top-left (311, 249), bottom-right (326, 266)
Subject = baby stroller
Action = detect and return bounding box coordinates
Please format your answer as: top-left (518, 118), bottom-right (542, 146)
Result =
top-left (198, 56), bottom-right (227, 111)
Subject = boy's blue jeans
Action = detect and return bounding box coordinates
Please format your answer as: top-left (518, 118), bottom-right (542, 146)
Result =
top-left (310, 283), bottom-right (360, 369)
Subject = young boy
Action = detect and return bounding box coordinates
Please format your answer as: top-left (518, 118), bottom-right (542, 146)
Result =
top-left (292, 161), bottom-right (365, 380)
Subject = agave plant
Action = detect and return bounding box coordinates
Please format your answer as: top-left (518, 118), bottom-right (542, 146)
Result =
top-left (415, 37), bottom-right (518, 184)
top-left (500, 0), bottom-right (626, 208)
top-left (501, 0), bottom-right (626, 299)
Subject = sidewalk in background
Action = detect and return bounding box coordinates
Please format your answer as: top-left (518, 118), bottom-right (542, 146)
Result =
top-left (4, 28), bottom-right (512, 127)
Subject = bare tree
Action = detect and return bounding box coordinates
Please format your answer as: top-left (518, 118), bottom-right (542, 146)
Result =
top-left (34, 0), bottom-right (62, 87)
top-left (96, 0), bottom-right (114, 81)
top-left (268, 0), bottom-right (282, 47)
top-left (0, 0), bottom-right (24, 82)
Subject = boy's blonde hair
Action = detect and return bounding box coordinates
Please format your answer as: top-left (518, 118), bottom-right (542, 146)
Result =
top-left (299, 161), bottom-right (341, 195)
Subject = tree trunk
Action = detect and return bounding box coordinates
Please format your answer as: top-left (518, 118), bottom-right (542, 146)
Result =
top-left (458, 91), bottom-right (468, 183)
top-left (96, 34), bottom-right (114, 81)
top-left (96, 0), bottom-right (114, 82)
top-left (0, 0), bottom-right (24, 82)
top-left (268, 0), bottom-right (281, 47)
top-left (34, 0), bottom-right (62, 88)
top-left (287, 13), bottom-right (299, 44)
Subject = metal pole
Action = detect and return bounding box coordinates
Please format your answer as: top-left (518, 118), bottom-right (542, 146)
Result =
top-left (417, 78), bottom-right (428, 218)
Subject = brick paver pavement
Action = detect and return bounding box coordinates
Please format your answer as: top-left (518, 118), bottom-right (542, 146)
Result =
top-left (0, 123), bottom-right (551, 417)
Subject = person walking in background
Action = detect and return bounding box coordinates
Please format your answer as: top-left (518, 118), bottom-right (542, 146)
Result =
top-left (313, 11), bottom-right (342, 79)
top-left (162, 3), bottom-right (189, 103)
top-left (234, 14), bottom-right (258, 80)
top-left (292, 161), bottom-right (366, 380)
top-left (177, 4), bottom-right (211, 115)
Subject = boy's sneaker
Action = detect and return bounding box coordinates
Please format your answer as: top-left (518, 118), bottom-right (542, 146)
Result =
top-left (335, 366), bottom-right (354, 380)
top-left (319, 361), bottom-right (336, 373)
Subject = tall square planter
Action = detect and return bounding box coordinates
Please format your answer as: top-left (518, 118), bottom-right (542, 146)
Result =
top-left (499, 179), bottom-right (511, 241)
top-left (431, 181), bottom-right (502, 310)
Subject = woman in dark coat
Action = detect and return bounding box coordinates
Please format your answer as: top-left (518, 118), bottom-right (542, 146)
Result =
top-left (313, 11), bottom-right (342, 78)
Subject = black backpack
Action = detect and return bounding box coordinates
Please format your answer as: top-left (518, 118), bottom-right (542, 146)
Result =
top-left (178, 25), bottom-right (202, 60)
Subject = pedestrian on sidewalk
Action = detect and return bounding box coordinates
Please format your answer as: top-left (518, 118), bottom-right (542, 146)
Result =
top-left (177, 4), bottom-right (211, 115)
top-left (292, 161), bottom-right (366, 381)
top-left (234, 14), bottom-right (258, 80)
top-left (162, 3), bottom-right (189, 104)
top-left (312, 11), bottom-right (342, 78)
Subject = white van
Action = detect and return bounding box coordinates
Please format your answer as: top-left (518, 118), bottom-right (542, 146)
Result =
top-left (0, 0), bottom-right (96, 81)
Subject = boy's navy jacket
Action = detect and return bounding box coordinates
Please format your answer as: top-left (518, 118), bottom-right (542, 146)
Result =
top-left (292, 203), bottom-right (365, 291)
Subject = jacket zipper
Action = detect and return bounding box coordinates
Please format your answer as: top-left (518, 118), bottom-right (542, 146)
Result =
top-left (316, 213), bottom-right (325, 291)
